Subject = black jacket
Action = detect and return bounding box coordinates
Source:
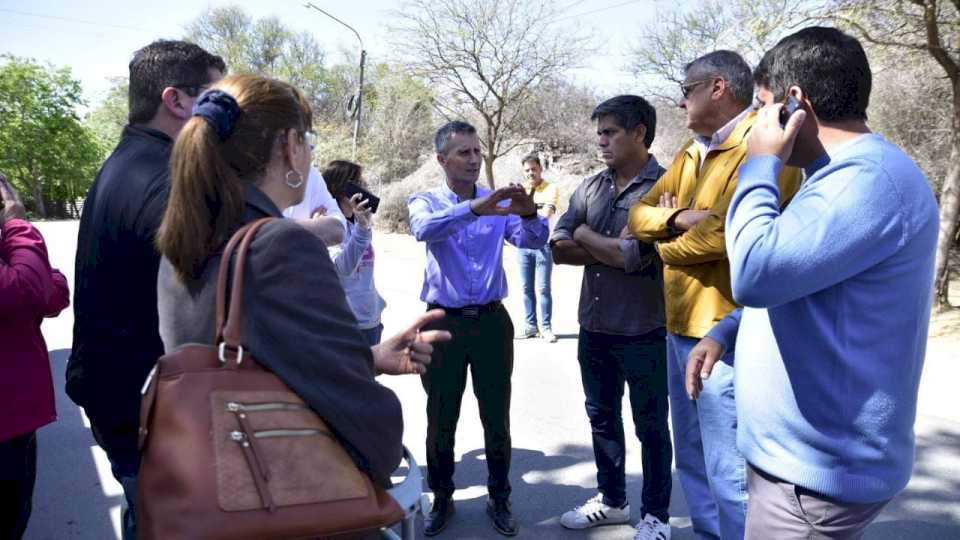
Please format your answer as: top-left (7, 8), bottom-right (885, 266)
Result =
top-left (66, 125), bottom-right (172, 438)
top-left (156, 186), bottom-right (404, 486)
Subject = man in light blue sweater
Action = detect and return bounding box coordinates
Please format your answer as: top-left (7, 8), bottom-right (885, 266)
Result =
top-left (686, 27), bottom-right (939, 539)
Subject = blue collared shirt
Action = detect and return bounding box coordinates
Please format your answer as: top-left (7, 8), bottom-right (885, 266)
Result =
top-left (408, 182), bottom-right (549, 308)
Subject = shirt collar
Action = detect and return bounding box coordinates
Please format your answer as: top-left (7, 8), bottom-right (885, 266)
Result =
top-left (695, 106), bottom-right (753, 150)
top-left (604, 154), bottom-right (662, 187)
top-left (440, 179), bottom-right (487, 203)
top-left (244, 183), bottom-right (284, 220)
top-left (124, 124), bottom-right (173, 146)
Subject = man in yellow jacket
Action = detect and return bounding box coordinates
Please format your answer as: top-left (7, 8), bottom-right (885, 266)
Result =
top-left (628, 51), bottom-right (801, 540)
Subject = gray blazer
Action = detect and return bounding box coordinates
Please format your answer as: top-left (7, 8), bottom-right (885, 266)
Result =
top-left (157, 186), bottom-right (403, 486)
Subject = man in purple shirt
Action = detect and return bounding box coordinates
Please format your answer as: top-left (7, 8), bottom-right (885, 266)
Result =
top-left (408, 121), bottom-right (548, 537)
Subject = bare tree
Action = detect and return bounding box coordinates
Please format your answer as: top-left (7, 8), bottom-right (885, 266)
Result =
top-left (390, 0), bottom-right (590, 187)
top-left (831, 0), bottom-right (960, 308)
top-left (629, 0), bottom-right (810, 103)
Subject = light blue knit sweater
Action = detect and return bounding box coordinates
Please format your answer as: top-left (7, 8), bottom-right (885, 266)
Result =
top-left (725, 133), bottom-right (938, 503)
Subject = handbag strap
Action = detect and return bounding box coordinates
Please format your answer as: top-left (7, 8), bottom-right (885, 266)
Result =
top-left (214, 221), bottom-right (255, 343)
top-left (214, 217), bottom-right (275, 360)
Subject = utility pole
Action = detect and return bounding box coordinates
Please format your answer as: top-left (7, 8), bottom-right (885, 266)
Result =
top-left (303, 2), bottom-right (366, 159)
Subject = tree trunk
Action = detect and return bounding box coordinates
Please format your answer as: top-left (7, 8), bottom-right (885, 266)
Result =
top-left (484, 123), bottom-right (497, 189)
top-left (933, 90), bottom-right (960, 310)
top-left (484, 155), bottom-right (496, 189)
top-left (31, 173), bottom-right (47, 219)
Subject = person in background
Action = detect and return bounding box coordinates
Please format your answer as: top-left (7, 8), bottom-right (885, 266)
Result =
top-left (0, 174), bottom-right (70, 540)
top-left (408, 120), bottom-right (548, 537)
top-left (552, 95), bottom-right (672, 540)
top-left (515, 153), bottom-right (560, 342)
top-left (65, 40), bottom-right (225, 540)
top-left (322, 159), bottom-right (387, 345)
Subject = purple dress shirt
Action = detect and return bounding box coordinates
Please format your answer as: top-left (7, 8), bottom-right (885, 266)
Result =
top-left (408, 182), bottom-right (549, 308)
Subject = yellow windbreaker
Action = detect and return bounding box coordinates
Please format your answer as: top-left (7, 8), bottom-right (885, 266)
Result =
top-left (628, 112), bottom-right (802, 338)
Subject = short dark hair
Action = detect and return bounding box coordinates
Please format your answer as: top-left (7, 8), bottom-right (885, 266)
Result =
top-left (521, 152), bottom-right (541, 167)
top-left (591, 95), bottom-right (656, 148)
top-left (434, 121), bottom-right (477, 155)
top-left (128, 40), bottom-right (226, 124)
top-left (753, 27), bottom-right (871, 122)
top-left (685, 50), bottom-right (753, 106)
top-left (322, 160), bottom-right (363, 199)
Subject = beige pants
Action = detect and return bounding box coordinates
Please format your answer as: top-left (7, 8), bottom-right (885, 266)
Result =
top-left (745, 464), bottom-right (889, 540)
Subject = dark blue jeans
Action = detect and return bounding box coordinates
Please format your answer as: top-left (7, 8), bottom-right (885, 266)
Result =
top-left (517, 245), bottom-right (553, 331)
top-left (577, 327), bottom-right (672, 522)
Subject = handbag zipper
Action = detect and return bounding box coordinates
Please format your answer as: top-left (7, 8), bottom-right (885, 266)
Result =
top-left (226, 401), bottom-right (333, 512)
top-left (226, 401), bottom-right (307, 412)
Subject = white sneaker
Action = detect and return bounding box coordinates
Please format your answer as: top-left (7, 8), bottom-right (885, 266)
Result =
top-left (633, 514), bottom-right (671, 540)
top-left (559, 493), bottom-right (630, 529)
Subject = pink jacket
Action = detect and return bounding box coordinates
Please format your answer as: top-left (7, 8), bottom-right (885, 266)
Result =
top-left (0, 218), bottom-right (69, 442)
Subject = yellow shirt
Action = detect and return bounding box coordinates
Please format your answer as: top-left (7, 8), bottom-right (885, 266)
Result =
top-left (628, 112), bottom-right (802, 338)
top-left (524, 179), bottom-right (560, 218)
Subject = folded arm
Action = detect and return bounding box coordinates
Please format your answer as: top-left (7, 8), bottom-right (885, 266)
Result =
top-left (551, 183), bottom-right (598, 266)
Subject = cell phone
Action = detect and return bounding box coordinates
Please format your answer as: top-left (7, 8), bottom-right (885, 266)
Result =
top-left (779, 95), bottom-right (801, 128)
top-left (344, 183), bottom-right (380, 213)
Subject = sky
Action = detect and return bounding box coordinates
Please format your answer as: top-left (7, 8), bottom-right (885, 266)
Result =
top-left (0, 0), bottom-right (662, 108)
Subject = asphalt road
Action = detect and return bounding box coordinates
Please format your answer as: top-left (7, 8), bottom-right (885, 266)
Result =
top-left (24, 221), bottom-right (960, 540)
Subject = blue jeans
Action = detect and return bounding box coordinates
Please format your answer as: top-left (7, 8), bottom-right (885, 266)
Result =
top-left (667, 333), bottom-right (746, 540)
top-left (577, 328), bottom-right (672, 522)
top-left (517, 245), bottom-right (552, 330)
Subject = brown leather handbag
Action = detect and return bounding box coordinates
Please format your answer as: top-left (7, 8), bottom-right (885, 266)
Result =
top-left (137, 218), bottom-right (403, 539)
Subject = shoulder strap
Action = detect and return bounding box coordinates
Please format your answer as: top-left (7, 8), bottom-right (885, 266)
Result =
top-left (214, 217), bottom-right (275, 351)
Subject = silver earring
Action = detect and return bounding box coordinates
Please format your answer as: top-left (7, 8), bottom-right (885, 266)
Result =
top-left (285, 169), bottom-right (304, 189)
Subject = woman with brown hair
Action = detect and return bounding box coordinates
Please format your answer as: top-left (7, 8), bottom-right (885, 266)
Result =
top-left (155, 74), bottom-right (449, 488)
top-left (321, 160), bottom-right (386, 345)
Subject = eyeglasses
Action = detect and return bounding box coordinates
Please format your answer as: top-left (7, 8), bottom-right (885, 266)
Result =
top-left (679, 79), bottom-right (713, 99)
top-left (304, 130), bottom-right (318, 151)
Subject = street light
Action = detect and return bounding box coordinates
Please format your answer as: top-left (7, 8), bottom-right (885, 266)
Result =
top-left (303, 2), bottom-right (367, 159)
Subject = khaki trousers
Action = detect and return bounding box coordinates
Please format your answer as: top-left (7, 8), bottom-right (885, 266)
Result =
top-left (745, 464), bottom-right (889, 540)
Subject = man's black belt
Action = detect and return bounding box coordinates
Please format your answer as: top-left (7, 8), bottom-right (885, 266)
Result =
top-left (429, 301), bottom-right (502, 318)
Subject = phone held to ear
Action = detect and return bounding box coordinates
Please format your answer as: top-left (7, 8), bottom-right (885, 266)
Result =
top-left (779, 95), bottom-right (801, 128)
top-left (344, 183), bottom-right (380, 213)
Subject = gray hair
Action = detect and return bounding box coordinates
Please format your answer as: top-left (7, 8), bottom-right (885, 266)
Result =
top-left (685, 50), bottom-right (753, 106)
top-left (434, 120), bottom-right (477, 155)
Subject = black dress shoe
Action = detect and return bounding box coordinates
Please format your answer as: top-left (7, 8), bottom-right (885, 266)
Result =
top-left (486, 498), bottom-right (518, 537)
top-left (423, 496), bottom-right (455, 537)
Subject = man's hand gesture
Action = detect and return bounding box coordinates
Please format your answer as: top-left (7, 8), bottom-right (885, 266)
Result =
top-left (470, 184), bottom-right (537, 217)
top-left (372, 309), bottom-right (452, 375)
